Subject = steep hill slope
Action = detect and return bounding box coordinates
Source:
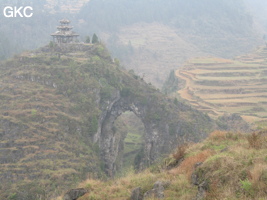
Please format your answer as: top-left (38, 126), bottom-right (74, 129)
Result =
top-left (59, 130), bottom-right (267, 200)
top-left (0, 43), bottom-right (215, 199)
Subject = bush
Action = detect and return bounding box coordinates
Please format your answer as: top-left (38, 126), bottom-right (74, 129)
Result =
top-left (92, 33), bottom-right (99, 44)
top-left (31, 109), bottom-right (37, 116)
top-left (172, 144), bottom-right (188, 161)
top-left (247, 132), bottom-right (262, 149)
top-left (209, 131), bottom-right (239, 142)
top-left (85, 36), bottom-right (90, 43)
top-left (8, 193), bottom-right (17, 200)
top-left (170, 150), bottom-right (213, 179)
top-left (240, 179), bottom-right (254, 196)
top-left (100, 86), bottom-right (113, 100)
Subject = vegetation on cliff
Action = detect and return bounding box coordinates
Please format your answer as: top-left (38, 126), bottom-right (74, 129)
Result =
top-left (0, 42), bottom-right (215, 199)
top-left (59, 130), bottom-right (267, 200)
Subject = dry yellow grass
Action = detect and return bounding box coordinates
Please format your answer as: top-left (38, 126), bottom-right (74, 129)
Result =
top-left (169, 149), bottom-right (214, 179)
top-left (52, 130), bottom-right (267, 200)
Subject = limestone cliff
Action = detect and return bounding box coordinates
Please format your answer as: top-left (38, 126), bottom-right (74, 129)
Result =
top-left (0, 43), bottom-right (214, 199)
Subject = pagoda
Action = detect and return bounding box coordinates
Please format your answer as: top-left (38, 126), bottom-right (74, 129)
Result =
top-left (51, 19), bottom-right (79, 44)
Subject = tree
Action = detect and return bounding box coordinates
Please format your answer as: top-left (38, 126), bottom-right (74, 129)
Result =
top-left (92, 33), bottom-right (99, 44)
top-left (85, 36), bottom-right (90, 43)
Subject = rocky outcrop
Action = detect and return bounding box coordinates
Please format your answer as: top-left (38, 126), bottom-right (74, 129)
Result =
top-left (130, 181), bottom-right (169, 200)
top-left (195, 181), bottom-right (208, 200)
top-left (217, 113), bottom-right (251, 133)
top-left (191, 162), bottom-right (208, 200)
top-left (143, 181), bottom-right (169, 199)
top-left (63, 188), bottom-right (87, 200)
top-left (131, 187), bottom-right (143, 200)
top-left (0, 43), bottom-right (216, 199)
top-left (97, 86), bottom-right (215, 176)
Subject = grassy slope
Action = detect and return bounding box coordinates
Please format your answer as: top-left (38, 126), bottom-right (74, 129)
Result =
top-left (62, 130), bottom-right (267, 200)
top-left (0, 44), bottom-right (107, 199)
top-left (175, 46), bottom-right (267, 124)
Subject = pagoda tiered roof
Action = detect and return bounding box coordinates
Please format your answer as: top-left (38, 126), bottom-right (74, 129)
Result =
top-left (59, 19), bottom-right (71, 24)
top-left (51, 19), bottom-right (79, 44)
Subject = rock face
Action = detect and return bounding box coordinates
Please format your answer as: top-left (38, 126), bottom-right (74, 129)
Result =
top-left (131, 187), bottom-right (142, 200)
top-left (191, 163), bottom-right (208, 200)
top-left (195, 181), bottom-right (208, 200)
top-left (96, 89), bottom-right (215, 175)
top-left (143, 181), bottom-right (167, 199)
top-left (0, 43), bottom-right (216, 199)
top-left (130, 181), bottom-right (169, 200)
top-left (217, 113), bottom-right (251, 133)
top-left (63, 188), bottom-right (87, 200)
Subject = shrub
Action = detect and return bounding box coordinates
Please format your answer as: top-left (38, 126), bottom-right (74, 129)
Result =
top-left (8, 193), bottom-right (17, 200)
top-left (172, 144), bottom-right (188, 161)
top-left (31, 109), bottom-right (37, 116)
top-left (85, 36), bottom-right (90, 43)
top-left (209, 130), bottom-right (239, 142)
top-left (100, 86), bottom-right (113, 100)
top-left (92, 33), bottom-right (99, 44)
top-left (88, 194), bottom-right (99, 200)
top-left (206, 179), bottom-right (220, 200)
top-left (173, 98), bottom-right (178, 105)
top-left (240, 179), bottom-right (254, 196)
top-left (247, 132), bottom-right (262, 149)
top-left (170, 149), bottom-right (213, 179)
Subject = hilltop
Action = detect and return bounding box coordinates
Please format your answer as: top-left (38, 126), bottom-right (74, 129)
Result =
top-left (0, 43), bottom-right (215, 199)
top-left (0, 0), bottom-right (264, 87)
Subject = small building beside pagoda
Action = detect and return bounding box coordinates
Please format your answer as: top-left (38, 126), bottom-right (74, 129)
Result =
top-left (51, 19), bottom-right (79, 44)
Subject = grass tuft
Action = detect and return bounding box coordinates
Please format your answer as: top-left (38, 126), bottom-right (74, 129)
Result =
top-left (172, 143), bottom-right (189, 161)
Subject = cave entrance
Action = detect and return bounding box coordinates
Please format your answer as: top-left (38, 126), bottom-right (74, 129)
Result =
top-left (114, 111), bottom-right (145, 171)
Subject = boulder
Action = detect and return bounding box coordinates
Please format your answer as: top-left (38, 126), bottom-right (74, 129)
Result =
top-left (63, 188), bottom-right (87, 200)
top-left (143, 181), bottom-right (169, 199)
top-left (130, 187), bottom-right (143, 200)
top-left (195, 181), bottom-right (208, 200)
top-left (191, 162), bottom-right (203, 185)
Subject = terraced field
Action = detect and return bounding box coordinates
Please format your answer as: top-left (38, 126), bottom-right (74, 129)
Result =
top-left (176, 46), bottom-right (267, 123)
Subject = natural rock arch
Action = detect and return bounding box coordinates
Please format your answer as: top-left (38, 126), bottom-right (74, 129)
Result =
top-left (94, 91), bottom-right (214, 176)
